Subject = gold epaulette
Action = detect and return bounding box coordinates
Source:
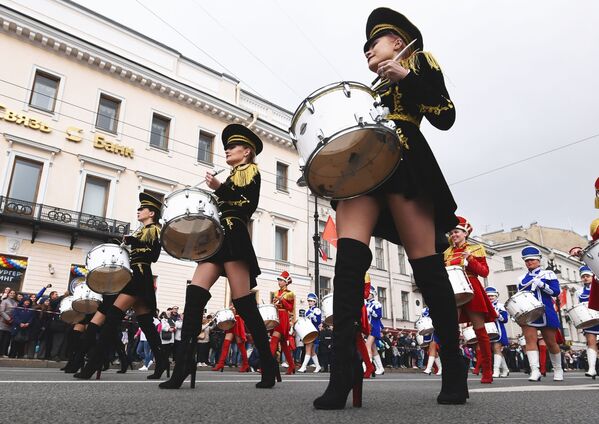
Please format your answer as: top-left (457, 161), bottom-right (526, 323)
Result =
top-left (399, 51), bottom-right (440, 75)
top-left (283, 291), bottom-right (294, 301)
top-left (230, 163), bottom-right (259, 187)
top-left (466, 243), bottom-right (486, 258)
top-left (135, 224), bottom-right (160, 243)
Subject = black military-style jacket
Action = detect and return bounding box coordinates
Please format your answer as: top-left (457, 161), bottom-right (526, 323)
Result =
top-left (214, 163), bottom-right (261, 230)
top-left (125, 223), bottom-right (161, 265)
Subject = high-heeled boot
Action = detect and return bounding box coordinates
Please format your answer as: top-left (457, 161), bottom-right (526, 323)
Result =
top-left (474, 327), bottom-right (493, 383)
top-left (473, 346), bottom-right (481, 375)
top-left (74, 306), bottom-right (125, 379)
top-left (65, 323), bottom-right (99, 374)
top-left (137, 313), bottom-right (170, 380)
top-left (237, 342), bottom-right (250, 372)
top-left (115, 332), bottom-right (132, 374)
top-left (410, 254), bottom-right (468, 405)
top-left (356, 335), bottom-right (375, 378)
top-left (212, 339), bottom-right (231, 372)
top-left (314, 238), bottom-right (371, 410)
top-left (280, 338), bottom-right (296, 375)
top-left (160, 285), bottom-right (211, 389)
top-left (233, 293), bottom-right (281, 388)
top-left (61, 330), bottom-right (82, 371)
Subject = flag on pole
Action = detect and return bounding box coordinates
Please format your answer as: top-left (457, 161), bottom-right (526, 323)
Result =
top-left (558, 287), bottom-right (567, 309)
top-left (322, 216), bottom-right (338, 248)
top-left (319, 246), bottom-right (328, 261)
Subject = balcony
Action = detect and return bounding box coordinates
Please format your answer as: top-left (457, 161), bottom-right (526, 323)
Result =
top-left (0, 195), bottom-right (130, 249)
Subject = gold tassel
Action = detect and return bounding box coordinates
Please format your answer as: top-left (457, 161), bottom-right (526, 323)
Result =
top-left (135, 225), bottom-right (159, 243)
top-left (595, 197), bottom-right (599, 209)
top-left (230, 163), bottom-right (259, 187)
top-left (399, 51), bottom-right (441, 75)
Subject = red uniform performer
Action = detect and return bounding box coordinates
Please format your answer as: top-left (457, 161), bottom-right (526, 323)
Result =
top-left (270, 271), bottom-right (296, 374)
top-left (356, 273), bottom-right (375, 378)
top-left (212, 310), bottom-right (249, 373)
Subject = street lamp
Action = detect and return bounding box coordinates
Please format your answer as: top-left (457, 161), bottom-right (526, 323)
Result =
top-left (297, 176), bottom-right (321, 301)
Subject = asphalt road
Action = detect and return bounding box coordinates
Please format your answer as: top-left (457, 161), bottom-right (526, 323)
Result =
top-left (1, 367), bottom-right (597, 424)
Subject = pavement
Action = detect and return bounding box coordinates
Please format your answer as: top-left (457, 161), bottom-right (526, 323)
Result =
top-left (0, 364), bottom-right (597, 424)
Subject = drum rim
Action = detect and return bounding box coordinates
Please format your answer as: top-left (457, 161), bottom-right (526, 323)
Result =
top-left (85, 267), bottom-right (132, 295)
top-left (160, 214), bottom-right (225, 261)
top-left (87, 243), bottom-right (130, 255)
top-left (163, 187), bottom-right (218, 204)
top-left (301, 124), bottom-right (401, 200)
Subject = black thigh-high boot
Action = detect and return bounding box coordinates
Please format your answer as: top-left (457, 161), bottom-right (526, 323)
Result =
top-left (74, 306), bottom-right (125, 380)
top-left (137, 314), bottom-right (170, 379)
top-left (115, 331), bottom-right (131, 374)
top-left (314, 238), bottom-right (372, 410)
top-left (61, 329), bottom-right (82, 371)
top-left (233, 293), bottom-right (282, 388)
top-left (65, 323), bottom-right (99, 374)
top-left (160, 285), bottom-right (211, 389)
top-left (410, 254), bottom-right (468, 404)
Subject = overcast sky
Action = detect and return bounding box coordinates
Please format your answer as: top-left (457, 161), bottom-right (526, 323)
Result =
top-left (70, 0), bottom-right (599, 239)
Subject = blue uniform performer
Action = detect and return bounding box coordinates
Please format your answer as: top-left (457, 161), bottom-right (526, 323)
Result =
top-left (485, 287), bottom-right (509, 378)
top-left (299, 293), bottom-right (322, 373)
top-left (577, 265), bottom-right (598, 378)
top-left (366, 286), bottom-right (385, 375)
top-left (421, 307), bottom-right (441, 375)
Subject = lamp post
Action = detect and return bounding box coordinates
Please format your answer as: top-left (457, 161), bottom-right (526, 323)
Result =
top-left (297, 176), bottom-right (320, 300)
top-left (547, 252), bottom-right (565, 339)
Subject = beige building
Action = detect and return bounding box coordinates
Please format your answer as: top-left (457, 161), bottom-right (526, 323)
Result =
top-left (0, 0), bottom-right (423, 328)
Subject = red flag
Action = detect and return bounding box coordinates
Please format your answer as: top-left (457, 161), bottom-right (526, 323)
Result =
top-left (322, 216), bottom-right (338, 248)
top-left (319, 246), bottom-right (328, 261)
top-left (558, 287), bottom-right (567, 308)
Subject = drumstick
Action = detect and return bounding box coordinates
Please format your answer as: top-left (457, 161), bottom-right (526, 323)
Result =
top-left (371, 39), bottom-right (418, 86)
top-left (194, 168), bottom-right (225, 188)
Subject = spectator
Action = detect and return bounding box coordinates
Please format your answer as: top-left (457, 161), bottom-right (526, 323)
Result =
top-left (0, 289), bottom-right (17, 356)
top-left (135, 315), bottom-right (159, 371)
top-left (196, 312), bottom-right (211, 367)
top-left (158, 311), bottom-right (176, 364)
top-left (317, 323), bottom-right (332, 372)
top-left (9, 297), bottom-right (35, 358)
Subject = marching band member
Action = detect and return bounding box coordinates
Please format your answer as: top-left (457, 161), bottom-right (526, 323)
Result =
top-left (74, 194), bottom-right (168, 380)
top-left (517, 246), bottom-right (563, 382)
top-left (570, 218), bottom-right (599, 311)
top-left (270, 271), bottom-right (296, 375)
top-left (356, 273), bottom-right (375, 378)
top-left (298, 293), bottom-right (322, 373)
top-left (315, 7), bottom-right (465, 409)
top-left (421, 307), bottom-right (441, 375)
top-left (366, 285), bottom-right (385, 376)
top-left (577, 265), bottom-right (598, 378)
top-left (160, 124), bottom-right (280, 390)
top-left (212, 305), bottom-right (249, 373)
top-left (485, 287), bottom-right (510, 378)
top-left (444, 217), bottom-right (497, 384)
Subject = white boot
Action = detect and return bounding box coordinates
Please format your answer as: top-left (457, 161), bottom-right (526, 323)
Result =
top-left (493, 354), bottom-right (502, 378)
top-left (550, 352), bottom-right (564, 381)
top-left (423, 355), bottom-right (435, 375)
top-left (527, 350), bottom-right (542, 382)
top-left (434, 356), bottom-right (442, 376)
top-left (312, 355), bottom-right (322, 373)
top-left (586, 348), bottom-right (597, 378)
top-left (500, 355), bottom-right (510, 377)
top-left (373, 354), bottom-right (385, 375)
top-left (298, 355), bottom-right (310, 373)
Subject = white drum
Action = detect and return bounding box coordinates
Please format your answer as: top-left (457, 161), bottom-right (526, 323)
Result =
top-left (446, 266), bottom-right (474, 307)
top-left (160, 188), bottom-right (225, 261)
top-left (416, 334), bottom-right (430, 348)
top-left (72, 283), bottom-right (103, 314)
top-left (290, 81), bottom-right (401, 200)
top-left (582, 240), bottom-right (599, 276)
top-left (59, 296), bottom-right (85, 324)
top-left (214, 309), bottom-right (236, 331)
top-left (505, 291), bottom-right (545, 325)
top-left (321, 293), bottom-right (334, 326)
top-left (518, 335), bottom-right (526, 347)
top-left (294, 317), bottom-right (318, 344)
top-left (258, 304), bottom-right (279, 331)
top-left (462, 326), bottom-right (477, 345)
top-left (484, 322), bottom-right (499, 340)
top-left (416, 316), bottom-right (434, 336)
top-left (86, 243), bottom-right (132, 295)
top-left (566, 302), bottom-right (599, 329)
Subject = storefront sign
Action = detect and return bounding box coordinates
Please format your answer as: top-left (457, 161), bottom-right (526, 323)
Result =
top-left (0, 103), bottom-right (51, 133)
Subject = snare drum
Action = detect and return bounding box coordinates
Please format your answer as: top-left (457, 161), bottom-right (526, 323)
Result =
top-left (72, 283), bottom-right (103, 314)
top-left (86, 244), bottom-right (132, 295)
top-left (321, 293), bottom-right (334, 326)
top-left (415, 316), bottom-right (434, 336)
top-left (59, 296), bottom-right (86, 324)
top-left (505, 291), bottom-right (545, 325)
top-left (566, 302), bottom-right (599, 329)
top-left (258, 304), bottom-right (279, 330)
top-left (160, 188), bottom-right (225, 261)
top-left (214, 309), bottom-right (236, 331)
top-left (446, 266), bottom-right (474, 307)
top-left (290, 81), bottom-right (401, 200)
top-left (294, 317), bottom-right (318, 344)
top-left (416, 334), bottom-right (430, 348)
top-left (462, 326), bottom-right (477, 345)
top-left (582, 240), bottom-right (599, 276)
top-left (484, 322), bottom-right (499, 340)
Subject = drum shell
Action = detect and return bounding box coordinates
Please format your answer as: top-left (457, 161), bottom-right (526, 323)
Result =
top-left (446, 266), bottom-right (474, 307)
top-left (582, 241), bottom-right (599, 276)
top-left (415, 316), bottom-right (434, 336)
top-left (462, 326), bottom-right (477, 345)
top-left (215, 309), bottom-right (236, 331)
top-left (294, 317), bottom-right (318, 344)
top-left (505, 291), bottom-right (545, 325)
top-left (71, 284), bottom-right (103, 314)
top-left (59, 296), bottom-right (85, 324)
top-left (258, 304), bottom-right (280, 331)
top-left (484, 322), bottom-right (499, 339)
top-left (86, 244), bottom-right (132, 295)
top-left (416, 334), bottom-right (430, 348)
top-left (321, 293), bottom-right (334, 326)
top-left (566, 302), bottom-right (599, 329)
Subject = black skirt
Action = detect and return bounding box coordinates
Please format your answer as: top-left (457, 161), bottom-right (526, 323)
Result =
top-left (120, 264), bottom-right (157, 313)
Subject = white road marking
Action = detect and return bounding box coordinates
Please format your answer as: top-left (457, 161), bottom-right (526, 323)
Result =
top-left (470, 384), bottom-right (599, 393)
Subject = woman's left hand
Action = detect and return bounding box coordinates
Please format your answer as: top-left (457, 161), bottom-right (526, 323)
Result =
top-left (205, 172), bottom-right (221, 190)
top-left (377, 60), bottom-right (410, 82)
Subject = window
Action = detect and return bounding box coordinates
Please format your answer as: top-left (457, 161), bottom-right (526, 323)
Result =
top-left (81, 176), bottom-right (110, 217)
top-left (150, 114), bottom-right (170, 150)
top-left (507, 284), bottom-right (518, 298)
top-left (401, 291), bottom-right (410, 321)
top-left (377, 287), bottom-right (387, 318)
top-left (29, 70), bottom-right (60, 112)
top-left (375, 237), bottom-right (385, 270)
top-left (8, 157), bottom-right (43, 203)
top-left (318, 220), bottom-right (330, 259)
top-left (143, 189), bottom-right (165, 205)
top-left (95, 94), bottom-right (121, 133)
top-left (504, 256), bottom-right (513, 271)
top-left (398, 246), bottom-right (407, 274)
top-left (0, 255), bottom-right (28, 292)
top-left (319, 276), bottom-right (331, 297)
top-left (275, 226), bottom-right (288, 261)
top-left (197, 130), bottom-right (214, 164)
top-left (276, 162), bottom-right (288, 192)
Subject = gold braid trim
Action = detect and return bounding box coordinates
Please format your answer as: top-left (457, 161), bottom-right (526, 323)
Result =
top-left (395, 128), bottom-right (410, 150)
top-left (466, 243), bottom-right (487, 258)
top-left (418, 99), bottom-right (454, 115)
top-left (134, 225), bottom-right (160, 243)
top-left (229, 163), bottom-right (258, 187)
top-left (399, 51), bottom-right (440, 75)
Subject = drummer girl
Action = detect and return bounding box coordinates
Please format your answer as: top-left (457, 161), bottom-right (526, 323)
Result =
top-left (484, 287), bottom-right (510, 378)
top-left (421, 306), bottom-right (441, 376)
top-left (270, 271), bottom-right (296, 375)
top-left (444, 217), bottom-right (497, 384)
top-left (74, 193), bottom-right (168, 380)
top-left (212, 304), bottom-right (250, 373)
top-left (366, 284), bottom-right (385, 376)
top-left (315, 7), bottom-right (464, 409)
top-left (356, 273), bottom-right (375, 378)
top-left (160, 124), bottom-right (280, 390)
top-left (516, 246), bottom-right (563, 382)
top-left (298, 293), bottom-right (322, 373)
top-left (577, 265), bottom-right (599, 378)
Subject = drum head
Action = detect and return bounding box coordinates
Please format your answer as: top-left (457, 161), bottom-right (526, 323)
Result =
top-left (217, 320), bottom-right (235, 331)
top-left (263, 320), bottom-right (279, 331)
top-left (302, 331), bottom-right (318, 344)
top-left (72, 299), bottom-right (100, 314)
top-left (87, 267), bottom-right (131, 295)
top-left (455, 292), bottom-right (474, 307)
top-left (305, 126), bottom-right (400, 199)
top-left (61, 310), bottom-right (85, 325)
top-left (161, 216), bottom-right (224, 261)
top-left (323, 315), bottom-right (333, 326)
top-left (516, 307), bottom-right (545, 326)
